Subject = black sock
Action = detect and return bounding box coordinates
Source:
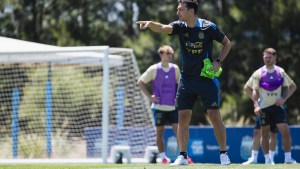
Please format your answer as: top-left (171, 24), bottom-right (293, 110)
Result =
top-left (220, 151), bottom-right (227, 155)
top-left (180, 152), bottom-right (187, 159)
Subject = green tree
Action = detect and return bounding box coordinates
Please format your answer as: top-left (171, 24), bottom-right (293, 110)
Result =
top-left (0, 0), bottom-right (299, 125)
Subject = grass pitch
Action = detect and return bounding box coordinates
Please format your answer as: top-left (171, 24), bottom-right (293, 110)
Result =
top-left (0, 164), bottom-right (299, 169)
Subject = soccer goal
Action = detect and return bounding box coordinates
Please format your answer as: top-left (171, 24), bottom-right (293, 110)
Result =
top-left (0, 45), bottom-right (156, 164)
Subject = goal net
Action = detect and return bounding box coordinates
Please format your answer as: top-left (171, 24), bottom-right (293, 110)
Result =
top-left (0, 46), bottom-right (156, 163)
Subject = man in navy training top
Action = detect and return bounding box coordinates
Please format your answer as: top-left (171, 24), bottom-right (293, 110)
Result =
top-left (137, 0), bottom-right (231, 165)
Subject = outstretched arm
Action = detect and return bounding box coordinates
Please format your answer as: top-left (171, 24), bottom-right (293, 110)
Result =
top-left (136, 21), bottom-right (173, 34)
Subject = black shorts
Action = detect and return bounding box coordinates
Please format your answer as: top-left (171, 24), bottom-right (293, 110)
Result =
top-left (176, 77), bottom-right (220, 110)
top-left (254, 116), bottom-right (277, 133)
top-left (152, 109), bottom-right (178, 126)
top-left (260, 105), bottom-right (288, 127)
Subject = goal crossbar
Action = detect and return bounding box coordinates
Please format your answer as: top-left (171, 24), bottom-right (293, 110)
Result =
top-left (0, 46), bottom-right (123, 67)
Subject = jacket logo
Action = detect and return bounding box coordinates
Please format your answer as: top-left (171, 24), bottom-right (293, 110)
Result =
top-left (183, 33), bottom-right (189, 37)
top-left (211, 102), bottom-right (218, 107)
top-left (198, 32), bottom-right (204, 39)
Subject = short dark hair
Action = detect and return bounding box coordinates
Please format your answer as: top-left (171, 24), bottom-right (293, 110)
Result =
top-left (178, 0), bottom-right (198, 14)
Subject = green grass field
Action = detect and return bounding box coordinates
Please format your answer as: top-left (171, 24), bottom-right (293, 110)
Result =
top-left (0, 164), bottom-right (299, 169)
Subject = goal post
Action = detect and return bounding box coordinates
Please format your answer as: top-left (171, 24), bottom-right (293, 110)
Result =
top-left (0, 46), bottom-right (115, 162)
top-left (0, 43), bottom-right (155, 163)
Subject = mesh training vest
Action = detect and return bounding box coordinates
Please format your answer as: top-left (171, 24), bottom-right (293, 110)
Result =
top-left (153, 63), bottom-right (177, 106)
top-left (259, 65), bottom-right (284, 91)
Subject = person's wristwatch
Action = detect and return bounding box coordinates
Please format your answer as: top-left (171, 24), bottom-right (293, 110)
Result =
top-left (215, 58), bottom-right (223, 66)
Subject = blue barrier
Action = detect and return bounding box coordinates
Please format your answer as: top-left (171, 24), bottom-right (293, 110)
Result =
top-left (164, 126), bottom-right (300, 164)
top-left (84, 126), bottom-right (300, 163)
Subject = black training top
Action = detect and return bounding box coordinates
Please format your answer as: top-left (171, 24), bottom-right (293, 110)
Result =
top-left (170, 18), bottom-right (225, 80)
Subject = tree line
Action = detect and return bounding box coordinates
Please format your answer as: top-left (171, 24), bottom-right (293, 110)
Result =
top-left (0, 0), bottom-right (299, 125)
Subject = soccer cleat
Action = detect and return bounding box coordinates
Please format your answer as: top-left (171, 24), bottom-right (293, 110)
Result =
top-left (220, 153), bottom-right (230, 165)
top-left (161, 157), bottom-right (171, 164)
top-left (285, 158), bottom-right (297, 164)
top-left (169, 155), bottom-right (188, 166)
top-left (242, 157), bottom-right (257, 165)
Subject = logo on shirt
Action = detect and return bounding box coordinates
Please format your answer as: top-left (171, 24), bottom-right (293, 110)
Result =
top-left (185, 41), bottom-right (203, 54)
top-left (198, 32), bottom-right (204, 39)
top-left (211, 102), bottom-right (218, 107)
top-left (185, 41), bottom-right (202, 48)
top-left (201, 20), bottom-right (212, 30)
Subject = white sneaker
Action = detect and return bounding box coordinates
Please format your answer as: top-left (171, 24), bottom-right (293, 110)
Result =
top-left (169, 155), bottom-right (188, 166)
top-left (242, 157), bottom-right (257, 165)
top-left (220, 153), bottom-right (230, 165)
top-left (285, 158), bottom-right (297, 164)
top-left (265, 158), bottom-right (275, 165)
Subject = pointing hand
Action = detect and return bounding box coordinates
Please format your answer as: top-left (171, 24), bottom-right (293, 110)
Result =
top-left (136, 21), bottom-right (151, 30)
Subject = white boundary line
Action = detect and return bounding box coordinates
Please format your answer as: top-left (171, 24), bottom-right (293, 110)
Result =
top-left (0, 158), bottom-right (148, 164)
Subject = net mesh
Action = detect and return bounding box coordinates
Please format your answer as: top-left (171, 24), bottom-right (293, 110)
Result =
top-left (0, 48), bottom-right (156, 159)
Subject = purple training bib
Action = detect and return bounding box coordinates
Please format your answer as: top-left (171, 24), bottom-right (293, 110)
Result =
top-left (259, 65), bottom-right (284, 91)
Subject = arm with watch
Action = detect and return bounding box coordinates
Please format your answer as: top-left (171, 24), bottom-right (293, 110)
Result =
top-left (213, 35), bottom-right (231, 72)
top-left (212, 58), bottom-right (223, 74)
top-left (200, 36), bottom-right (230, 79)
top-left (215, 58), bottom-right (223, 66)
top-left (200, 58), bottom-right (223, 79)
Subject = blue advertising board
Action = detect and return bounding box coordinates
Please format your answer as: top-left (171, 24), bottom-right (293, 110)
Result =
top-left (164, 126), bottom-right (300, 164)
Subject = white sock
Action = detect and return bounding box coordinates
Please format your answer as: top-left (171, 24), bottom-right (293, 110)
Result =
top-left (264, 154), bottom-right (270, 161)
top-left (285, 152), bottom-right (292, 160)
top-left (159, 152), bottom-right (166, 159)
top-left (251, 150), bottom-right (258, 161)
top-left (269, 150), bottom-right (275, 161)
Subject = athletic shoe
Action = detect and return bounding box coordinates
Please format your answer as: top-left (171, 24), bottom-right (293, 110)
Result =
top-left (285, 158), bottom-right (297, 164)
top-left (187, 157), bottom-right (193, 164)
top-left (161, 157), bottom-right (170, 164)
top-left (169, 155), bottom-right (188, 166)
top-left (220, 153), bottom-right (230, 165)
top-left (265, 158), bottom-right (275, 165)
top-left (242, 157), bottom-right (257, 165)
